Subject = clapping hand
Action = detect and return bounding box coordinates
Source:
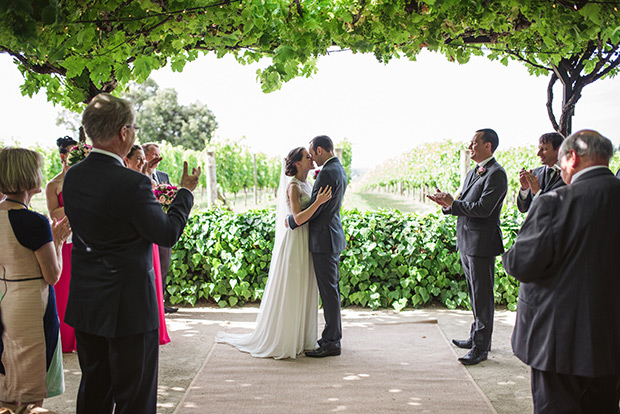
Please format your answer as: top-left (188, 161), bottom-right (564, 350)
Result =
top-left (142, 156), bottom-right (162, 177)
top-left (427, 188), bottom-right (454, 208)
top-left (518, 168), bottom-right (530, 190)
top-left (51, 216), bottom-right (71, 246)
top-left (180, 161), bottom-right (201, 191)
top-left (316, 185), bottom-right (332, 205)
top-left (525, 172), bottom-right (540, 194)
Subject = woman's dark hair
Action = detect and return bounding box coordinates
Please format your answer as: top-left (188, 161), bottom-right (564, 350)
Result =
top-left (126, 144), bottom-right (144, 158)
top-left (56, 136), bottom-right (78, 154)
top-left (285, 147), bottom-right (305, 177)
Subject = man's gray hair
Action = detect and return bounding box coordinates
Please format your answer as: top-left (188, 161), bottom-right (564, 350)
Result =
top-left (82, 93), bottom-right (135, 145)
top-left (559, 129), bottom-right (614, 162)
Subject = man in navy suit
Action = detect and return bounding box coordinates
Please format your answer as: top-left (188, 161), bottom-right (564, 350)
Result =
top-left (517, 132), bottom-right (565, 213)
top-left (503, 130), bottom-right (620, 413)
top-left (428, 129), bottom-right (507, 365)
top-left (288, 135), bottom-right (347, 358)
top-left (64, 94), bottom-right (200, 414)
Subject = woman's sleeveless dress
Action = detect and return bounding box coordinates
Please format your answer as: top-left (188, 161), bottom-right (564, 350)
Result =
top-left (56, 192), bottom-right (76, 353)
top-left (0, 210), bottom-right (64, 402)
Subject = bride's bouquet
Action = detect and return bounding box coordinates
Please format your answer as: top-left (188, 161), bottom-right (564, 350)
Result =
top-left (153, 183), bottom-right (178, 212)
top-left (67, 142), bottom-right (93, 166)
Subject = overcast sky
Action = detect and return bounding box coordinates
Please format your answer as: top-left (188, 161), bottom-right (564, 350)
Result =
top-left (1, 50), bottom-right (619, 169)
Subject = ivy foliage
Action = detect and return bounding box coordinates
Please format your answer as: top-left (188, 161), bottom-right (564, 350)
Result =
top-left (167, 206), bottom-right (526, 311)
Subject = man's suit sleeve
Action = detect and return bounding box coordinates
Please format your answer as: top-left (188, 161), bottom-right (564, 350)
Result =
top-left (450, 168), bottom-right (507, 218)
top-left (502, 195), bottom-right (555, 283)
top-left (517, 191), bottom-right (532, 213)
top-left (130, 176), bottom-right (193, 247)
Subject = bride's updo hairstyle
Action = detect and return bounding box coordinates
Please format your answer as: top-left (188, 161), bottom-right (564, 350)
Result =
top-left (285, 147), bottom-right (305, 177)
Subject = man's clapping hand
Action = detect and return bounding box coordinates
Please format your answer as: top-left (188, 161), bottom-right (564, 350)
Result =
top-left (142, 156), bottom-right (162, 177)
top-left (519, 168), bottom-right (540, 193)
top-left (427, 188), bottom-right (454, 208)
top-left (180, 161), bottom-right (201, 191)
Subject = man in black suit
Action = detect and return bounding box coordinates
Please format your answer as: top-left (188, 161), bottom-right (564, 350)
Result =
top-left (517, 132), bottom-right (565, 213)
top-left (288, 135), bottom-right (347, 358)
top-left (142, 142), bottom-right (176, 313)
top-left (428, 129), bottom-right (507, 365)
top-left (503, 129), bottom-right (620, 413)
top-left (64, 94), bottom-right (200, 414)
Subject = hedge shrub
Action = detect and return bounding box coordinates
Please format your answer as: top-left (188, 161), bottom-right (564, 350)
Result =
top-left (168, 206), bottom-right (525, 311)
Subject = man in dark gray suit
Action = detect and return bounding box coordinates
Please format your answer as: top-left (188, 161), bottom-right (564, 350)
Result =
top-left (517, 132), bottom-right (565, 213)
top-left (428, 129), bottom-right (507, 365)
top-left (288, 135), bottom-right (347, 358)
top-left (64, 94), bottom-right (200, 414)
top-left (503, 129), bottom-right (620, 413)
top-left (143, 142), bottom-right (176, 313)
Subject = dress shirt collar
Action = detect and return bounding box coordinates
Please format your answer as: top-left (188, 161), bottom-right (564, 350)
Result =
top-left (477, 156), bottom-right (494, 168)
top-left (571, 165), bottom-right (608, 183)
top-left (91, 148), bottom-right (125, 166)
top-left (322, 156), bottom-right (337, 166)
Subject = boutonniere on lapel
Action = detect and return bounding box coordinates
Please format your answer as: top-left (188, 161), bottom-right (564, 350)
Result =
top-left (313, 168), bottom-right (321, 180)
top-left (476, 166), bottom-right (487, 177)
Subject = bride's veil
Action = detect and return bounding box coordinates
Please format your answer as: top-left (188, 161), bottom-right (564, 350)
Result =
top-left (254, 158), bottom-right (290, 314)
top-left (273, 157), bottom-right (291, 258)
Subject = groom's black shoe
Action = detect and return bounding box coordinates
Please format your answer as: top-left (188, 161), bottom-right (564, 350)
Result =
top-left (305, 346), bottom-right (341, 358)
top-left (452, 338), bottom-right (472, 349)
top-left (458, 348), bottom-right (488, 366)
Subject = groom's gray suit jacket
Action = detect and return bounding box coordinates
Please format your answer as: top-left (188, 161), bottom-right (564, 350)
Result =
top-left (288, 157), bottom-right (347, 253)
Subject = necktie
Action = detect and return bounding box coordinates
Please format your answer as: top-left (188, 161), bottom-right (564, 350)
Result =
top-left (152, 172), bottom-right (159, 184)
top-left (545, 167), bottom-right (557, 191)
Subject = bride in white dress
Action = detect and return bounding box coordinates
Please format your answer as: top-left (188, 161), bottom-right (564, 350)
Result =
top-left (216, 147), bottom-right (332, 359)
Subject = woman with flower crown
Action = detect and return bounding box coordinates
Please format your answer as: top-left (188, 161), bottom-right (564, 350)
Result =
top-left (216, 147), bottom-right (331, 359)
top-left (44, 136), bottom-right (78, 353)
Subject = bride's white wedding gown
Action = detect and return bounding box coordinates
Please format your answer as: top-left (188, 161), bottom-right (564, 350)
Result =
top-left (216, 177), bottom-right (318, 359)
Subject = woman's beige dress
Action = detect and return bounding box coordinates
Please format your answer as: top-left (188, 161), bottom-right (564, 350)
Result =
top-left (0, 211), bottom-right (63, 403)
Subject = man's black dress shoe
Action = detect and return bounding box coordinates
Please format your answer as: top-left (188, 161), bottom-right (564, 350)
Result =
top-left (452, 338), bottom-right (473, 349)
top-left (458, 348), bottom-right (488, 366)
top-left (164, 305), bottom-right (178, 314)
top-left (304, 347), bottom-right (341, 358)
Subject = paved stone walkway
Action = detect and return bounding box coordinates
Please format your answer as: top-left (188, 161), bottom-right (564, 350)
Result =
top-left (44, 306), bottom-right (532, 414)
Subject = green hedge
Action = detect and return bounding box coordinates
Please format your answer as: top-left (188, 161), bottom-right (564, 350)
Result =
top-left (168, 206), bottom-right (525, 311)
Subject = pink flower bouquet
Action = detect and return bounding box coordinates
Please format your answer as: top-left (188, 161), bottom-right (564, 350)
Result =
top-left (67, 142), bottom-right (93, 166)
top-left (153, 183), bottom-right (178, 212)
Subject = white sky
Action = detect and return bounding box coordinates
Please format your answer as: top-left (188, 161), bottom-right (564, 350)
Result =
top-left (1, 50), bottom-right (619, 169)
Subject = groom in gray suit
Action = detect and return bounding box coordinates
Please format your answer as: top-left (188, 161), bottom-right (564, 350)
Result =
top-left (428, 129), bottom-right (508, 365)
top-left (288, 135), bottom-right (347, 357)
top-left (503, 130), bottom-right (620, 413)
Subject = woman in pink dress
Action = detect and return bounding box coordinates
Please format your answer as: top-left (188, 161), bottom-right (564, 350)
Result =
top-left (125, 144), bottom-right (170, 345)
top-left (45, 136), bottom-right (78, 353)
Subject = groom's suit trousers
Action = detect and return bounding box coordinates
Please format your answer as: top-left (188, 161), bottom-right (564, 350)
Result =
top-left (312, 253), bottom-right (342, 347)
